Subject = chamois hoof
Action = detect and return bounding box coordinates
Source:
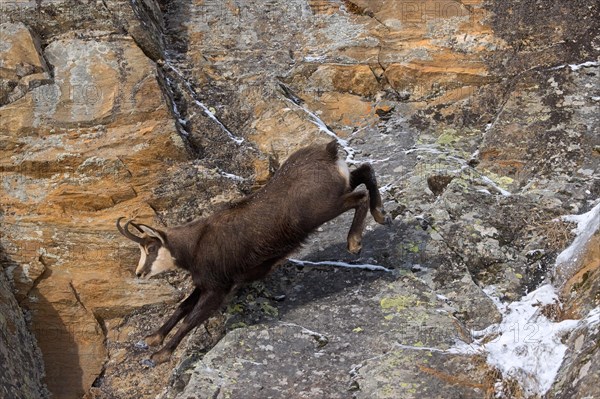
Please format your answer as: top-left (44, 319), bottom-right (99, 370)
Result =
top-left (347, 238), bottom-right (362, 255)
top-left (145, 333), bottom-right (164, 347)
top-left (150, 348), bottom-right (172, 365)
top-left (374, 209), bottom-right (392, 226)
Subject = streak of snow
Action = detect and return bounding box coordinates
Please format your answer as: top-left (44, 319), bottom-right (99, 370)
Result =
top-left (217, 169), bottom-right (246, 182)
top-left (284, 98), bottom-right (356, 162)
top-left (238, 358), bottom-right (264, 366)
top-left (282, 96), bottom-right (389, 165)
top-left (304, 55), bottom-right (327, 62)
top-left (480, 176), bottom-right (511, 196)
top-left (568, 60), bottom-right (600, 71)
top-left (555, 201), bottom-right (600, 268)
top-left (287, 258), bottom-right (391, 272)
top-left (395, 341), bottom-right (480, 355)
top-left (162, 62), bottom-right (245, 144)
top-left (379, 182), bottom-right (393, 194)
top-left (280, 322), bottom-right (328, 343)
top-left (550, 60), bottom-right (600, 71)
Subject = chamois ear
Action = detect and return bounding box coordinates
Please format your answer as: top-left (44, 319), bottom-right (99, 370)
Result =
top-left (137, 224), bottom-right (166, 244)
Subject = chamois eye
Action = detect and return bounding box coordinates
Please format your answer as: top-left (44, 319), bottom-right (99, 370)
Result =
top-left (147, 244), bottom-right (159, 253)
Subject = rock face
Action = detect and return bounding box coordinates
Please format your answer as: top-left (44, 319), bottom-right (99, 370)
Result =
top-left (0, 261), bottom-right (49, 399)
top-left (0, 0), bottom-right (598, 398)
top-left (0, 13), bottom-right (189, 399)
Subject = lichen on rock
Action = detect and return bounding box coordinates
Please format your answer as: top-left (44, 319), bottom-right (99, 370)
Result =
top-left (0, 0), bottom-right (598, 398)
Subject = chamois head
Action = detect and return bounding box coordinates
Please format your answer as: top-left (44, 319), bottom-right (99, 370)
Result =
top-left (116, 218), bottom-right (178, 278)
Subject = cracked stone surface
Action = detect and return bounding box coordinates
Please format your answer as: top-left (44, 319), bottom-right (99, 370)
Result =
top-left (0, 267), bottom-right (49, 399)
top-left (0, 0), bottom-right (598, 398)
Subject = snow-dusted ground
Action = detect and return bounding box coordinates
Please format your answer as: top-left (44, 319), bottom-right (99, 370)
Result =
top-left (459, 201), bottom-right (600, 396)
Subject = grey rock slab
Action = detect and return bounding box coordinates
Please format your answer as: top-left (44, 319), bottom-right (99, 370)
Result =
top-left (169, 271), bottom-right (487, 399)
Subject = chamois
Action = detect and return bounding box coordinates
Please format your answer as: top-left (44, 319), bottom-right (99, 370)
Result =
top-left (117, 140), bottom-right (390, 364)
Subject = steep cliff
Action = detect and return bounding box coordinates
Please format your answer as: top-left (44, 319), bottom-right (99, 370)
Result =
top-left (0, 0), bottom-right (598, 398)
top-left (0, 257), bottom-right (49, 399)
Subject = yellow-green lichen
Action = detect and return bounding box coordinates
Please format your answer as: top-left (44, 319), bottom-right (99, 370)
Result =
top-left (260, 303), bottom-right (279, 317)
top-left (227, 303), bottom-right (244, 314)
top-left (229, 322), bottom-right (248, 330)
top-left (483, 170), bottom-right (514, 189)
top-left (437, 130), bottom-right (460, 145)
top-left (380, 295), bottom-right (417, 312)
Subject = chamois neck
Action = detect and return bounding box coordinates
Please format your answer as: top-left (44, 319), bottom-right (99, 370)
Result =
top-left (165, 221), bottom-right (206, 271)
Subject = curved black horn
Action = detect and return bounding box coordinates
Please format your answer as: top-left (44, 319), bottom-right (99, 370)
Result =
top-left (128, 221), bottom-right (146, 234)
top-left (116, 217), bottom-right (145, 244)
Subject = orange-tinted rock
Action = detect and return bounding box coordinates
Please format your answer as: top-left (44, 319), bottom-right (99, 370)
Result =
top-left (23, 273), bottom-right (107, 399)
top-left (560, 233), bottom-right (600, 319)
top-left (2, 0), bottom-right (598, 397)
top-left (1, 32), bottom-right (186, 399)
top-left (307, 64), bottom-right (380, 97)
top-left (0, 22), bottom-right (45, 78)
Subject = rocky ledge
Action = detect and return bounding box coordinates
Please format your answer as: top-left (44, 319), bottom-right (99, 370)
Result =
top-left (0, 0), bottom-right (598, 398)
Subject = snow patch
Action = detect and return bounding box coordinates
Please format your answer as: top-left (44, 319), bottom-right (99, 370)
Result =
top-left (480, 284), bottom-right (580, 396)
top-left (304, 55), bottom-right (326, 62)
top-left (466, 202), bottom-right (600, 396)
top-left (550, 60), bottom-right (600, 71)
top-left (568, 60), bottom-right (600, 71)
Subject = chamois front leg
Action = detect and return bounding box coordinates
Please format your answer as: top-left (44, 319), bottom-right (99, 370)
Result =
top-left (350, 164), bottom-right (392, 225)
top-left (145, 288), bottom-right (201, 347)
top-left (151, 289), bottom-right (227, 364)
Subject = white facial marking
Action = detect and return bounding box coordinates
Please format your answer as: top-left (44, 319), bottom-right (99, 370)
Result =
top-left (136, 244), bottom-right (147, 276)
top-left (146, 247), bottom-right (177, 278)
top-left (336, 158), bottom-right (350, 185)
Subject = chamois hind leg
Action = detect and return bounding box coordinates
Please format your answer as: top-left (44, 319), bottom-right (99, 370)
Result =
top-left (350, 164), bottom-right (391, 225)
top-left (341, 190), bottom-right (370, 254)
top-left (145, 288), bottom-right (201, 347)
top-left (151, 289), bottom-right (227, 364)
